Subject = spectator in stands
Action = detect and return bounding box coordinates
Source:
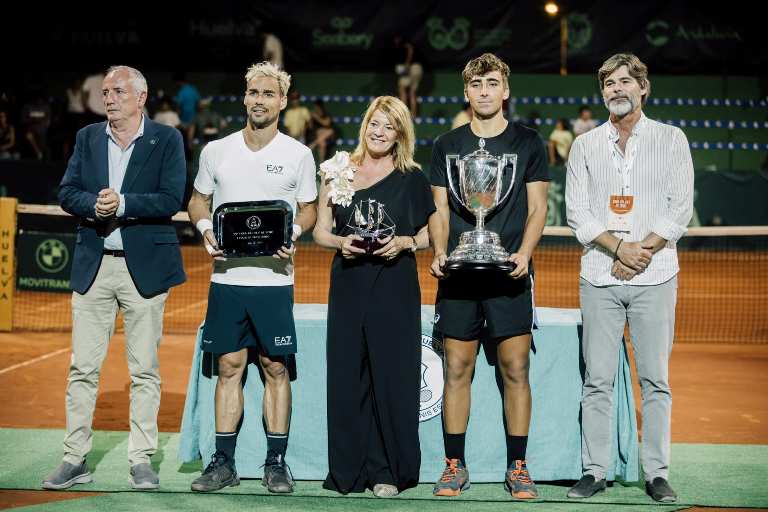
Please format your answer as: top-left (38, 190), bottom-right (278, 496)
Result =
top-left (565, 53), bottom-right (694, 504)
top-left (0, 109), bottom-right (18, 160)
top-left (573, 105), bottom-right (597, 137)
top-left (451, 102), bottom-right (472, 129)
top-left (174, 73), bottom-right (201, 129)
top-left (66, 78), bottom-right (86, 120)
top-left (263, 32), bottom-right (284, 69)
top-left (63, 77), bottom-right (87, 158)
top-left (190, 98), bottom-right (227, 144)
top-left (548, 118), bottom-right (573, 166)
top-left (174, 72), bottom-right (201, 160)
top-left (81, 70), bottom-right (106, 124)
top-left (283, 91), bottom-right (312, 143)
top-left (43, 65), bottom-right (186, 492)
top-left (153, 99), bottom-right (182, 128)
top-left (185, 98), bottom-right (229, 209)
top-left (308, 100), bottom-right (336, 163)
top-left (393, 35), bottom-right (423, 116)
top-left (21, 90), bottom-right (51, 160)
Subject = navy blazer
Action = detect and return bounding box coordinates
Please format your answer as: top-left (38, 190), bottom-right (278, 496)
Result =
top-left (59, 119), bottom-right (187, 297)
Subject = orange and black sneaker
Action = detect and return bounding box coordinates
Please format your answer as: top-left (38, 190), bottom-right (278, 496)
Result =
top-left (505, 459), bottom-right (538, 499)
top-left (433, 458), bottom-right (470, 497)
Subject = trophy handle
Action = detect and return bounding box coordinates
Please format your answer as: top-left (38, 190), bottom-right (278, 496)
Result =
top-left (497, 154), bottom-right (518, 208)
top-left (445, 154), bottom-right (467, 209)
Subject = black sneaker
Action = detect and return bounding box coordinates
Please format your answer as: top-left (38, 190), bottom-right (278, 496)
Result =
top-left (262, 454), bottom-right (294, 493)
top-left (191, 452), bottom-right (239, 492)
top-left (646, 477), bottom-right (677, 503)
top-left (567, 474), bottom-right (606, 498)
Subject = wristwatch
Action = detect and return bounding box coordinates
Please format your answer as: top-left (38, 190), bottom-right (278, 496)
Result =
top-left (409, 236), bottom-right (418, 252)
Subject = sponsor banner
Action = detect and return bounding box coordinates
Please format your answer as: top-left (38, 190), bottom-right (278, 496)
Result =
top-left (16, 231), bottom-right (74, 292)
top-left (0, 198), bottom-right (17, 331)
top-left (12, 2), bottom-right (762, 73)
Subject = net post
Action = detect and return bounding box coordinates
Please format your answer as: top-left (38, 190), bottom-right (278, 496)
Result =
top-left (0, 197), bottom-right (18, 331)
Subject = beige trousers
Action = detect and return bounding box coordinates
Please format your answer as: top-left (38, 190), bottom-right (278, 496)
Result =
top-left (63, 255), bottom-right (168, 466)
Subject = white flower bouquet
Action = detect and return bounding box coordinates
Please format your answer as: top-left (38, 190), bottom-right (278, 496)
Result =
top-left (319, 151), bottom-right (356, 207)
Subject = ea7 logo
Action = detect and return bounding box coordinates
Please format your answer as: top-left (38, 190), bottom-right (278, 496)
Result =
top-left (274, 335), bottom-right (292, 346)
top-left (266, 164), bottom-right (284, 174)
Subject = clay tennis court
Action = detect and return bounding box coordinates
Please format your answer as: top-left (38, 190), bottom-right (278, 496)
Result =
top-left (1, 241), bottom-right (767, 510)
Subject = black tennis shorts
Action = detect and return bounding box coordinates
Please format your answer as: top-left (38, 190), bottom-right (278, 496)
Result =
top-left (435, 273), bottom-right (535, 341)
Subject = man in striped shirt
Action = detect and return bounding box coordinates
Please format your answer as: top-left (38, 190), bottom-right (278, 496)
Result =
top-left (565, 53), bottom-right (694, 503)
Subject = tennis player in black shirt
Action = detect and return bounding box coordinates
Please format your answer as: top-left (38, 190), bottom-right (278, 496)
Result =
top-left (429, 53), bottom-right (550, 500)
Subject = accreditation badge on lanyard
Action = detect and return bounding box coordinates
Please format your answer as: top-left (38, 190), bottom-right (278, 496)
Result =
top-left (606, 136), bottom-right (637, 233)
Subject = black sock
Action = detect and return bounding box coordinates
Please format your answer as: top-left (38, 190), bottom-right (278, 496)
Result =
top-left (444, 433), bottom-right (466, 465)
top-left (506, 435), bottom-right (528, 467)
top-left (266, 431), bottom-right (288, 461)
top-left (215, 431), bottom-right (237, 460)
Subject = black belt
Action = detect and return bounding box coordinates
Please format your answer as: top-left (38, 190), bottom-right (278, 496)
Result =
top-left (103, 249), bottom-right (125, 257)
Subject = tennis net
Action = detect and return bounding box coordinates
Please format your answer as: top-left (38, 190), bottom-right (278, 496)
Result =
top-left (7, 204), bottom-right (767, 343)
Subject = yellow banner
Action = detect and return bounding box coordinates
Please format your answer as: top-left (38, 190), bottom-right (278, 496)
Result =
top-left (0, 197), bottom-right (17, 331)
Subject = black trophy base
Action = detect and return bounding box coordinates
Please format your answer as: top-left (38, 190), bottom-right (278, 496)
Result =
top-left (444, 260), bottom-right (517, 274)
top-left (351, 236), bottom-right (385, 254)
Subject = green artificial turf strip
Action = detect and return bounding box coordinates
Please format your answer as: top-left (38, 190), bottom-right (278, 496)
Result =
top-left (1, 428), bottom-right (765, 508)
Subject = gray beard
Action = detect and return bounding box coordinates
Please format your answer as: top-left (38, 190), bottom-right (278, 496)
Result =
top-left (605, 97), bottom-right (635, 117)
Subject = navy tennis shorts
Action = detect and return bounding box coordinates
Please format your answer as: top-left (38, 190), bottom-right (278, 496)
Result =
top-left (201, 283), bottom-right (297, 357)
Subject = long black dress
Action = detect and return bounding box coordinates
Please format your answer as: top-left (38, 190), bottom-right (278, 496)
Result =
top-left (323, 168), bottom-right (435, 493)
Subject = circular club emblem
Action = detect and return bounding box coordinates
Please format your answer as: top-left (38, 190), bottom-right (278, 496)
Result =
top-left (35, 238), bottom-right (69, 273)
top-left (419, 334), bottom-right (444, 422)
top-left (246, 215), bottom-right (261, 230)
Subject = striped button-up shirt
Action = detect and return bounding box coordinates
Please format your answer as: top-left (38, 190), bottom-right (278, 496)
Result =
top-left (565, 113), bottom-right (694, 286)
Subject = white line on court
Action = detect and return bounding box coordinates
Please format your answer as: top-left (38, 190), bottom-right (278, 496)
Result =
top-left (33, 297), bottom-right (70, 313)
top-left (0, 347), bottom-right (70, 376)
top-left (163, 299), bottom-right (208, 318)
top-left (181, 261), bottom-right (213, 275)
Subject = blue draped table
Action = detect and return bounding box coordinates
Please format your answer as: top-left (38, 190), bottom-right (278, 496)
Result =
top-left (178, 305), bottom-right (639, 483)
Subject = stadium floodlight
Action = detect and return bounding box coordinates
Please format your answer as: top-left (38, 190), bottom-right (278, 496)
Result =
top-left (544, 1), bottom-right (559, 15)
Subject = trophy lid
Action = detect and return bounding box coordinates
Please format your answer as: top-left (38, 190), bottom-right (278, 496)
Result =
top-left (463, 137), bottom-right (492, 162)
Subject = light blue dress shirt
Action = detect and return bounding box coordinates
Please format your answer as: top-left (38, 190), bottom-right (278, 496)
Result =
top-left (103, 116), bottom-right (145, 250)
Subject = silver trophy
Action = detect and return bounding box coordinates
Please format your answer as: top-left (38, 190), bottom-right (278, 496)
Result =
top-left (345, 198), bottom-right (396, 253)
top-left (445, 138), bottom-right (517, 272)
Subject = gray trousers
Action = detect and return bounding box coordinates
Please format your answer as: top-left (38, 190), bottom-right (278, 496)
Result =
top-left (579, 277), bottom-right (677, 482)
top-left (63, 255), bottom-right (168, 466)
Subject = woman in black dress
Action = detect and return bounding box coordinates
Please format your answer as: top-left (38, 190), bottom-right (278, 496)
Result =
top-left (313, 96), bottom-right (435, 497)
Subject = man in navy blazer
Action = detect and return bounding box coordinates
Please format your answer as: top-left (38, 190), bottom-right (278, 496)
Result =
top-left (43, 66), bottom-right (186, 491)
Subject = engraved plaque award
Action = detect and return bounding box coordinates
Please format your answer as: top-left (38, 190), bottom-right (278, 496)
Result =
top-left (213, 200), bottom-right (293, 258)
